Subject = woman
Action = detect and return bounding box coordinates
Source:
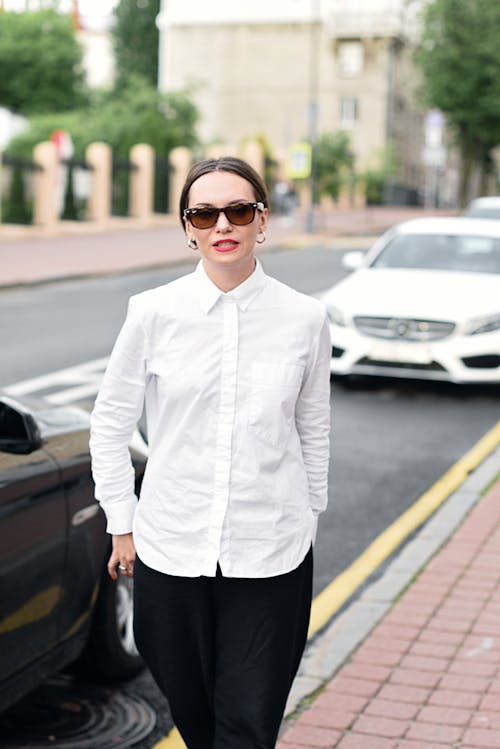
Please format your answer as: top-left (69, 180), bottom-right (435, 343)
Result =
top-left (90, 157), bottom-right (331, 749)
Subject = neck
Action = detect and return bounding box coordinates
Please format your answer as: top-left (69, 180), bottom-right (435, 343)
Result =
top-left (203, 258), bottom-right (256, 293)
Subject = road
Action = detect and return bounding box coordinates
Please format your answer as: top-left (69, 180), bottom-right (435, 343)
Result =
top-left (1, 244), bottom-right (499, 748)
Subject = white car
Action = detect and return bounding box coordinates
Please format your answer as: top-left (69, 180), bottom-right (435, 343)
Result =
top-left (464, 196), bottom-right (500, 220)
top-left (323, 217), bottom-right (500, 384)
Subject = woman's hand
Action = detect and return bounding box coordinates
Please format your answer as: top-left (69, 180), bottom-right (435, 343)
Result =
top-left (108, 532), bottom-right (136, 580)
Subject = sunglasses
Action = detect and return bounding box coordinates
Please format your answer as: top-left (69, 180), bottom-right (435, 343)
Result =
top-left (184, 201), bottom-right (264, 229)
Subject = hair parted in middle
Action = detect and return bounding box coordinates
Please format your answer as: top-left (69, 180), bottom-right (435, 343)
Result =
top-left (179, 156), bottom-right (269, 232)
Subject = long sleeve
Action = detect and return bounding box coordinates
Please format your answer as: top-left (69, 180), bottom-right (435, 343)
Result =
top-left (88, 264), bottom-right (331, 578)
top-left (294, 311), bottom-right (331, 524)
top-left (90, 298), bottom-right (147, 534)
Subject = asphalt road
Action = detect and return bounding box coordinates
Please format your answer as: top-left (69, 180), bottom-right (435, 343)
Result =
top-left (1, 244), bottom-right (499, 748)
top-left (0, 245), bottom-right (346, 386)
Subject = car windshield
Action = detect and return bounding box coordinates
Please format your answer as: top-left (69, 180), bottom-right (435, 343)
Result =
top-left (371, 233), bottom-right (500, 274)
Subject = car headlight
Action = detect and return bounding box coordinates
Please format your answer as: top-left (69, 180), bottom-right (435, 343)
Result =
top-left (463, 313), bottom-right (500, 336)
top-left (326, 304), bottom-right (347, 327)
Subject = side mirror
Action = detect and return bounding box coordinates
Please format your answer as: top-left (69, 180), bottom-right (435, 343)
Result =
top-left (341, 250), bottom-right (365, 271)
top-left (0, 400), bottom-right (43, 455)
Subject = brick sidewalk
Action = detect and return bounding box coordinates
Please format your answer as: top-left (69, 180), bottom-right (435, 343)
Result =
top-left (278, 479), bottom-right (500, 749)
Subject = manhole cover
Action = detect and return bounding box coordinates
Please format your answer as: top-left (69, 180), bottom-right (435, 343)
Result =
top-left (0, 676), bottom-right (156, 748)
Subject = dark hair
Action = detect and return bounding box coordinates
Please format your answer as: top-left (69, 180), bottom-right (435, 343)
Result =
top-left (179, 156), bottom-right (269, 231)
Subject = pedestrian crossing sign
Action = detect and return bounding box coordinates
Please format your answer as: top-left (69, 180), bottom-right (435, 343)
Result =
top-left (285, 142), bottom-right (312, 180)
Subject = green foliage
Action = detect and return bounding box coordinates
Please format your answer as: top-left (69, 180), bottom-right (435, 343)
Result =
top-left (415, 0), bottom-right (500, 203)
top-left (6, 111), bottom-right (82, 157)
top-left (6, 76), bottom-right (199, 160)
top-left (0, 9), bottom-right (87, 115)
top-left (112, 0), bottom-right (161, 87)
top-left (360, 147), bottom-right (399, 205)
top-left (362, 169), bottom-right (385, 205)
top-left (314, 131), bottom-right (354, 202)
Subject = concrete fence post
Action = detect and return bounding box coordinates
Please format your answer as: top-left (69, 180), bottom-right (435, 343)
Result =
top-left (86, 142), bottom-right (112, 225)
top-left (33, 141), bottom-right (59, 229)
top-left (130, 143), bottom-right (155, 220)
top-left (168, 146), bottom-right (192, 216)
top-left (355, 182), bottom-right (366, 208)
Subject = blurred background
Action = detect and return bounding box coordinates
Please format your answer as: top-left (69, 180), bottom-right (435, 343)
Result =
top-left (1, 0), bottom-right (499, 228)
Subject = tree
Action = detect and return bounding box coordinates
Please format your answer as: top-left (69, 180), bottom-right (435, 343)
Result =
top-left (314, 131), bottom-right (354, 202)
top-left (0, 10), bottom-right (87, 115)
top-left (360, 146), bottom-right (399, 205)
top-left (7, 76), bottom-right (199, 160)
top-left (415, 0), bottom-right (500, 205)
top-left (112, 0), bottom-right (161, 87)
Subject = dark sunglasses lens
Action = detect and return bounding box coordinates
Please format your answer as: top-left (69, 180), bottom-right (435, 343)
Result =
top-left (190, 208), bottom-right (219, 228)
top-left (225, 203), bottom-right (255, 225)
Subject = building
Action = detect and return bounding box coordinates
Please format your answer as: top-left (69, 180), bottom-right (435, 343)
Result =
top-left (158, 0), bottom-right (427, 203)
top-left (76, 11), bottom-right (116, 89)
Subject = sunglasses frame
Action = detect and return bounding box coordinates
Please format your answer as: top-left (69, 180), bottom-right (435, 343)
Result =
top-left (184, 201), bottom-right (265, 229)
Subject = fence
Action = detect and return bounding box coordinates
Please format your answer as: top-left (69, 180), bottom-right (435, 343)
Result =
top-left (0, 138), bottom-right (271, 229)
top-left (112, 156), bottom-right (137, 217)
top-left (60, 157), bottom-right (94, 221)
top-left (0, 153), bottom-right (43, 225)
top-left (154, 156), bottom-right (172, 214)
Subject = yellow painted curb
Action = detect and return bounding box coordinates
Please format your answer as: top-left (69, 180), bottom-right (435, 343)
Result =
top-left (151, 420), bottom-right (500, 749)
top-left (152, 727), bottom-right (186, 749)
top-left (308, 419), bottom-right (500, 637)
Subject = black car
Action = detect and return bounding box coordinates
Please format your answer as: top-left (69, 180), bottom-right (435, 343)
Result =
top-left (0, 394), bottom-right (147, 713)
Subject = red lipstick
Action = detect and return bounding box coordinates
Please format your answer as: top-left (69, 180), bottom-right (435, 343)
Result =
top-left (213, 240), bottom-right (240, 253)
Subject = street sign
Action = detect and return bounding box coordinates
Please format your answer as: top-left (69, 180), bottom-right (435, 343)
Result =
top-left (425, 109), bottom-right (444, 148)
top-left (285, 142), bottom-right (312, 180)
top-left (422, 145), bottom-right (446, 168)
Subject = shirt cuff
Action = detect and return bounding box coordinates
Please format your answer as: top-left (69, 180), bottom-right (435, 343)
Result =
top-left (102, 496), bottom-right (138, 535)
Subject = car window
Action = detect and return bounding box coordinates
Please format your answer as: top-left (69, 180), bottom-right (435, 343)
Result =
top-left (371, 233), bottom-right (500, 274)
top-left (464, 207), bottom-right (500, 219)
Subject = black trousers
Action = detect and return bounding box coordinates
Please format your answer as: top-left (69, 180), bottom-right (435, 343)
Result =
top-left (133, 548), bottom-right (313, 749)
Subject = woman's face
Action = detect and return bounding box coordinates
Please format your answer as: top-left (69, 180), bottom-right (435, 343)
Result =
top-left (184, 170), bottom-right (268, 279)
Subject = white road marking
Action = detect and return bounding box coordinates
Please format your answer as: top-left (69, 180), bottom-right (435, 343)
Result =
top-left (4, 357), bottom-right (109, 401)
top-left (45, 383), bottom-right (106, 405)
top-left (4, 358), bottom-right (149, 457)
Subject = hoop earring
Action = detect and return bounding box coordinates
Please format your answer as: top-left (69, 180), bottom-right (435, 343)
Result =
top-left (256, 231), bottom-right (266, 245)
top-left (187, 237), bottom-right (198, 250)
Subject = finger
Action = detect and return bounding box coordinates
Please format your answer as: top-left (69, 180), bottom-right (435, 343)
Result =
top-left (107, 549), bottom-right (120, 580)
top-left (118, 560), bottom-right (134, 576)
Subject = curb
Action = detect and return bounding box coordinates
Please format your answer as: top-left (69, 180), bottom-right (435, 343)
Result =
top-left (282, 438), bottom-right (500, 725)
top-left (151, 427), bottom-right (500, 749)
top-left (0, 234), bottom-right (376, 292)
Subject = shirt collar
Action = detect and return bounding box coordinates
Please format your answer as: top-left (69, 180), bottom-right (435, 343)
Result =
top-left (195, 260), bottom-right (267, 314)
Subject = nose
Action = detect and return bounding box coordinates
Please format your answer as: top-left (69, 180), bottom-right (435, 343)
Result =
top-left (215, 209), bottom-right (232, 231)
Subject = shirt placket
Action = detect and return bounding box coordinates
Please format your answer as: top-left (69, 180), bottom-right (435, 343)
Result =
top-left (206, 298), bottom-right (239, 573)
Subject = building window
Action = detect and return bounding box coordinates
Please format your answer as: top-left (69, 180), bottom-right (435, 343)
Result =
top-left (340, 96), bottom-right (358, 129)
top-left (338, 41), bottom-right (364, 76)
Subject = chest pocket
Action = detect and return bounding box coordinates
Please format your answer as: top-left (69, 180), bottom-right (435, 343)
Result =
top-left (248, 362), bottom-right (305, 447)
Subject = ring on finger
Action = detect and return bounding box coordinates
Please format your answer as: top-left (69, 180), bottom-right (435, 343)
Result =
top-left (118, 564), bottom-right (127, 571)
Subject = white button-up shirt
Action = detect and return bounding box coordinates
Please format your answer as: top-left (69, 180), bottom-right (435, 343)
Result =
top-left (90, 260), bottom-right (331, 578)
